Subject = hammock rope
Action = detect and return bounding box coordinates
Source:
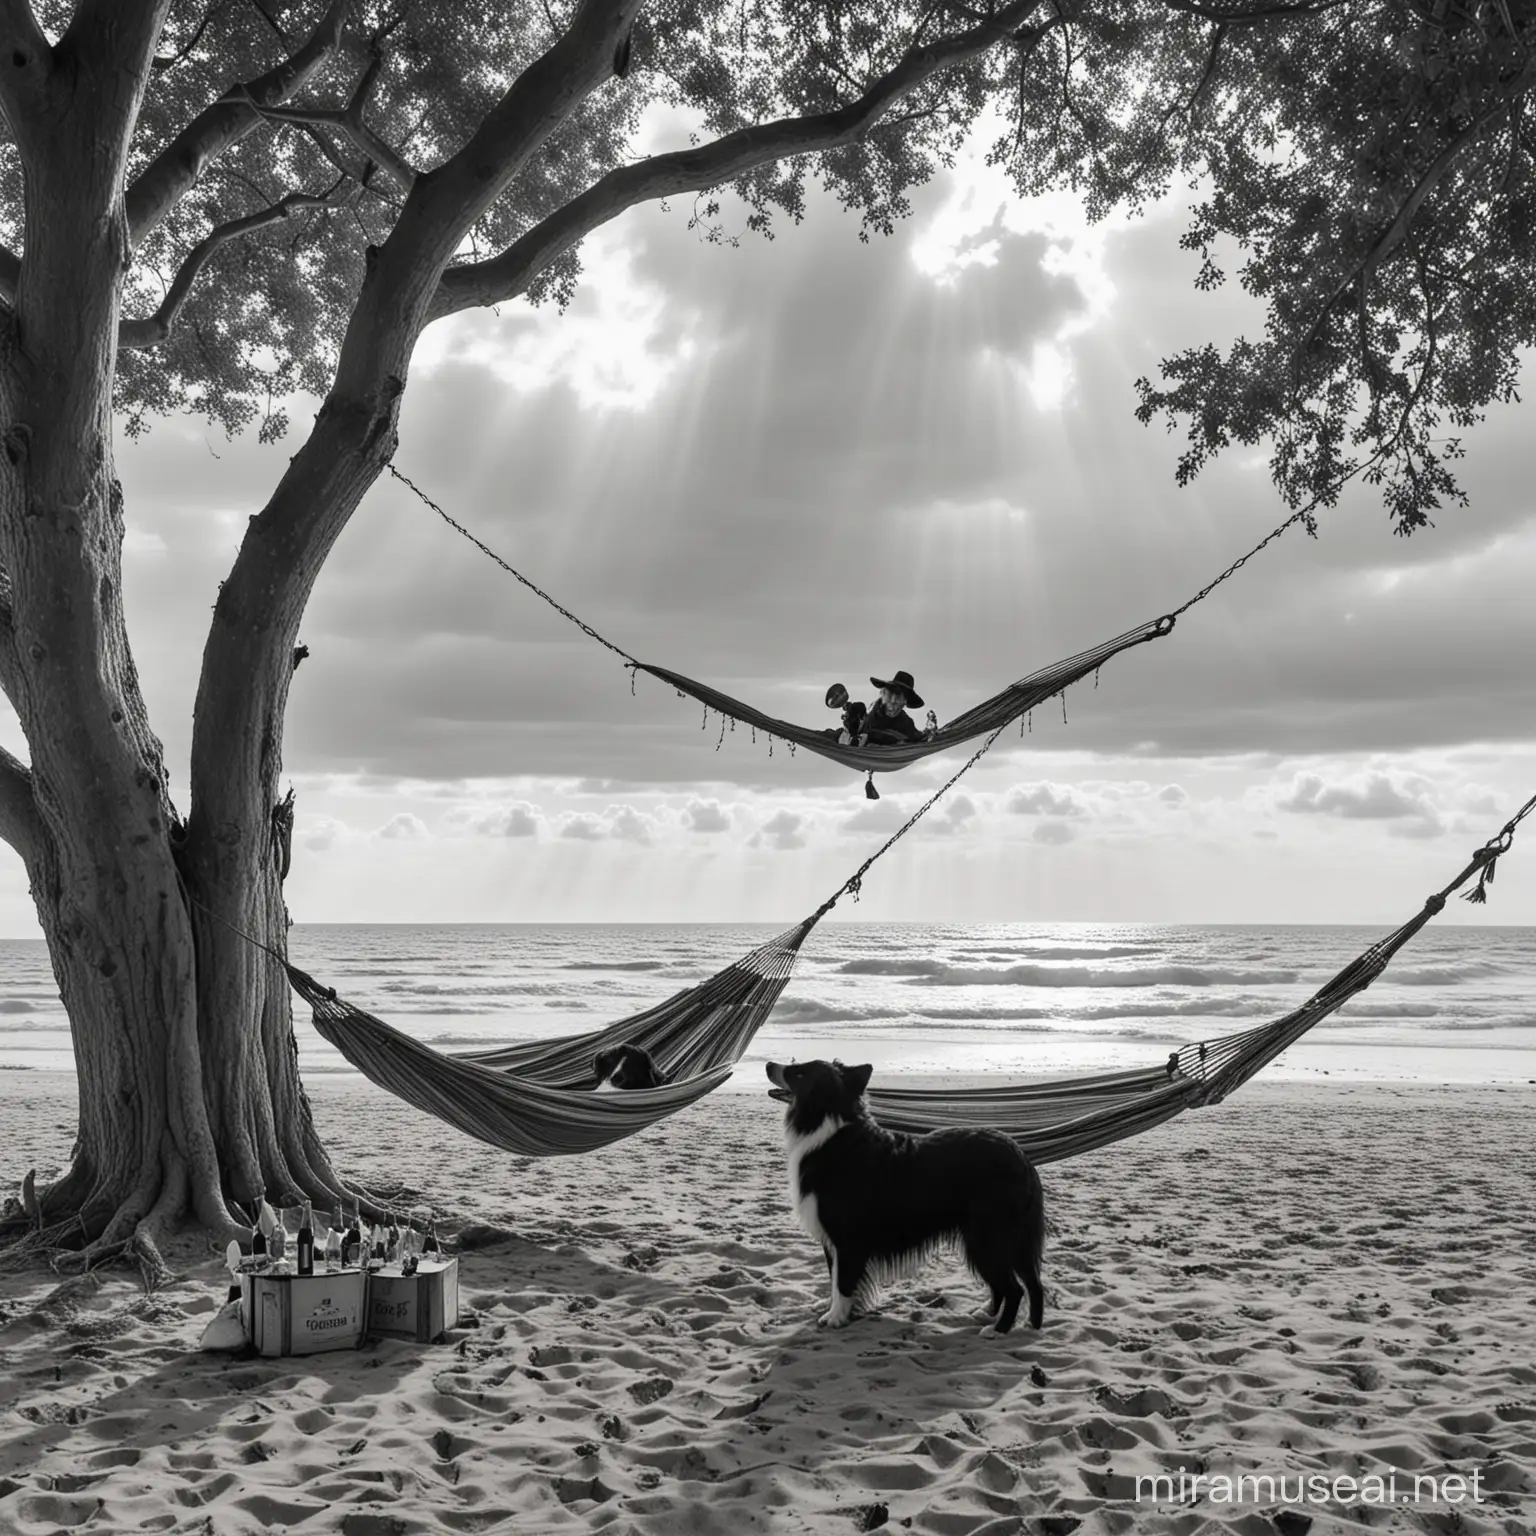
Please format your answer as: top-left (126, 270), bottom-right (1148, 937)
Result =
top-left (386, 462), bottom-right (1352, 778)
top-left (203, 789), bottom-right (1534, 1161)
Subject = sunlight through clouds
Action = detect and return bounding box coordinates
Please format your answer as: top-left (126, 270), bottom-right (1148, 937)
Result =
top-left (425, 231), bottom-right (709, 411)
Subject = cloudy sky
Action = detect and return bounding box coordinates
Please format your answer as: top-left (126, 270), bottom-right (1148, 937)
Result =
top-left (3, 126), bottom-right (1534, 931)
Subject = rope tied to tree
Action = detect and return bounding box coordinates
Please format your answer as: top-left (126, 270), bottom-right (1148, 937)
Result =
top-left (387, 463), bottom-right (641, 669)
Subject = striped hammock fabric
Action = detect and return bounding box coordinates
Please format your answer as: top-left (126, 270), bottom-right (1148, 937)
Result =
top-left (287, 893), bottom-right (1444, 1162)
top-left (289, 919), bottom-right (818, 1156)
top-left (635, 616), bottom-right (1174, 776)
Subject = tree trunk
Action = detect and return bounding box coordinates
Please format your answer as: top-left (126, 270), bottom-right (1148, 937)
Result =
top-left (0, 15), bottom-right (364, 1265)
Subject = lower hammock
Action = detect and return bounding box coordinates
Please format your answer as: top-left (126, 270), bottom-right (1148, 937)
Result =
top-left (288, 881), bottom-right (1459, 1161)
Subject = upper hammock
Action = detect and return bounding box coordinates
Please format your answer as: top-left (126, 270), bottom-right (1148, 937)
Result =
top-left (387, 463), bottom-right (1313, 780)
top-left (283, 792), bottom-right (1534, 1162)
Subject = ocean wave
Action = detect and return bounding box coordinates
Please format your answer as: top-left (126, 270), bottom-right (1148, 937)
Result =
top-left (835, 958), bottom-right (947, 977)
top-left (0, 999), bottom-right (39, 1013)
top-left (770, 997), bottom-right (895, 1024)
top-left (1334, 1001), bottom-right (1443, 1019)
top-left (1390, 961), bottom-right (1512, 985)
top-left (544, 999), bottom-right (591, 1010)
top-left (382, 1005), bottom-right (502, 1016)
top-left (952, 945), bottom-right (1157, 961)
top-left (562, 960), bottom-right (669, 972)
top-left (842, 959), bottom-right (1300, 988)
top-left (1070, 998), bottom-right (1276, 1020)
top-left (913, 1006), bottom-right (1054, 1022)
top-left (1434, 1014), bottom-right (1536, 1031)
top-left (380, 980), bottom-right (563, 997)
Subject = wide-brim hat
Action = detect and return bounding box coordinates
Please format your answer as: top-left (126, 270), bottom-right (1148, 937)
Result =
top-left (870, 669), bottom-right (923, 709)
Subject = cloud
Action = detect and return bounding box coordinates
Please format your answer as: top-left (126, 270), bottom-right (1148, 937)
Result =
top-left (560, 814), bottom-right (605, 841)
top-left (929, 793), bottom-right (979, 836)
top-left (608, 805), bottom-right (653, 845)
top-left (1158, 783), bottom-right (1188, 805)
top-left (374, 812), bottom-right (428, 840)
top-left (1275, 770), bottom-right (1443, 838)
top-left (469, 801), bottom-right (540, 837)
top-left (685, 798), bottom-right (731, 833)
top-left (840, 801), bottom-right (912, 835)
top-left (1007, 782), bottom-right (1086, 818)
top-left (757, 809), bottom-right (806, 850)
top-left (1032, 820), bottom-right (1077, 845)
top-left (303, 817), bottom-right (345, 852)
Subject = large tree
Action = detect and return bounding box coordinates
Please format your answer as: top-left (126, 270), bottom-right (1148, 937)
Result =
top-left (1, 0), bottom-right (1532, 1274)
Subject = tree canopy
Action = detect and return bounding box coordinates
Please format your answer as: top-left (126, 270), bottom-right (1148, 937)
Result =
top-left (4, 1), bottom-right (1533, 529)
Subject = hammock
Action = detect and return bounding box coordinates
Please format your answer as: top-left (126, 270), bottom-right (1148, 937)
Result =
top-left (289, 918), bottom-right (819, 1156)
top-left (389, 463), bottom-right (1269, 785)
top-left (634, 616), bottom-right (1171, 776)
top-left (284, 797), bottom-right (1532, 1161)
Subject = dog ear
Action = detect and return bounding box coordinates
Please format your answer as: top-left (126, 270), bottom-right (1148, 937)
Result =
top-left (593, 1048), bottom-right (618, 1078)
top-left (845, 1063), bottom-right (874, 1096)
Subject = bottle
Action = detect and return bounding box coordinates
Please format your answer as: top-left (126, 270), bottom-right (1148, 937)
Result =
top-left (342, 1205), bottom-right (361, 1268)
top-left (250, 1207), bottom-right (267, 1260)
top-left (423, 1215), bottom-right (440, 1257)
top-left (296, 1200), bottom-right (314, 1277)
top-left (385, 1210), bottom-right (401, 1266)
top-left (368, 1223), bottom-right (385, 1271)
top-left (269, 1212), bottom-right (286, 1264)
top-left (325, 1206), bottom-right (344, 1272)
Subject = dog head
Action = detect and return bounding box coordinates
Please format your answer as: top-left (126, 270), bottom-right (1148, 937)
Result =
top-left (593, 1044), bottom-right (668, 1090)
top-left (765, 1059), bottom-right (873, 1134)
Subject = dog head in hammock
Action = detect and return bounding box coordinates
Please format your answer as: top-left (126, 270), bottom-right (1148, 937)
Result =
top-left (593, 1044), bottom-right (671, 1092)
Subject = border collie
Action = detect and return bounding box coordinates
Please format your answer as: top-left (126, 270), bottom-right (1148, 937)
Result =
top-left (766, 1059), bottom-right (1045, 1333)
top-left (593, 1044), bottom-right (671, 1092)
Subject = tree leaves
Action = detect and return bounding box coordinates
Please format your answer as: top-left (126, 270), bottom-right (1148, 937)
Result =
top-left (4, 1), bottom-right (1533, 531)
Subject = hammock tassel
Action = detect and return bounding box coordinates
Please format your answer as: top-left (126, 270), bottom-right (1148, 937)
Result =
top-left (865, 773), bottom-right (880, 801)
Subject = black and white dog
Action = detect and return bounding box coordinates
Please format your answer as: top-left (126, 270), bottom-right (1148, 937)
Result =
top-left (766, 1059), bottom-right (1045, 1333)
top-left (592, 1044), bottom-right (671, 1092)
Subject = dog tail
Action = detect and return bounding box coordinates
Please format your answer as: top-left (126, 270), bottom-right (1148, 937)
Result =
top-left (1015, 1162), bottom-right (1046, 1330)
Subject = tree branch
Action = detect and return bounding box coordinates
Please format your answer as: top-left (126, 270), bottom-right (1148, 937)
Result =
top-left (1158, 0), bottom-right (1346, 20)
top-left (429, 0), bottom-right (1049, 321)
top-left (124, 0), bottom-right (349, 248)
top-left (120, 181), bottom-right (344, 349)
top-left (1291, 58), bottom-right (1536, 388)
top-left (0, 744), bottom-right (40, 864)
top-left (236, 49), bottom-right (420, 195)
top-left (0, 0), bottom-right (54, 153)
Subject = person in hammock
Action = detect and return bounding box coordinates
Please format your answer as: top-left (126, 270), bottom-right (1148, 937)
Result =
top-left (862, 670), bottom-right (935, 744)
top-left (825, 670), bottom-right (936, 746)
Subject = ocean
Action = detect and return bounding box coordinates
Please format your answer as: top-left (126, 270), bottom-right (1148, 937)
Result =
top-left (2, 922), bottom-right (1534, 1088)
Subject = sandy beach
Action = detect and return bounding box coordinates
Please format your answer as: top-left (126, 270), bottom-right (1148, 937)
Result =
top-left (1, 1070), bottom-right (1533, 1535)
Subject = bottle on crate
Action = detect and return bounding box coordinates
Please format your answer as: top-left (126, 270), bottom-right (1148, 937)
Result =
top-left (296, 1200), bottom-right (315, 1277)
top-left (385, 1210), bottom-right (401, 1265)
top-left (326, 1206), bottom-right (344, 1271)
top-left (249, 1200), bottom-right (267, 1261)
top-left (423, 1214), bottom-right (440, 1257)
top-left (269, 1210), bottom-right (286, 1264)
top-left (368, 1223), bottom-right (385, 1271)
top-left (343, 1205), bottom-right (362, 1268)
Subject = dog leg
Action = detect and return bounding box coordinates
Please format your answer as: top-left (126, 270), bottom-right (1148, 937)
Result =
top-left (818, 1250), bottom-right (860, 1329)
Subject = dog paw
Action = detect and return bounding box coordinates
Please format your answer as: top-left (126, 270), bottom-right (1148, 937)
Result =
top-left (818, 1308), bottom-right (851, 1329)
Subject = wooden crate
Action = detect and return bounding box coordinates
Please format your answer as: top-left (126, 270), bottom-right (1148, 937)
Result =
top-left (365, 1258), bottom-right (460, 1343)
top-left (241, 1269), bottom-right (367, 1357)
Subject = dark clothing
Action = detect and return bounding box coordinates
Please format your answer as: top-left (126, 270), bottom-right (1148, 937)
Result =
top-left (822, 701), bottom-right (869, 742)
top-left (862, 701), bottom-right (924, 743)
